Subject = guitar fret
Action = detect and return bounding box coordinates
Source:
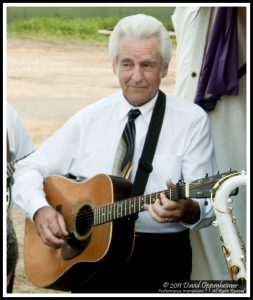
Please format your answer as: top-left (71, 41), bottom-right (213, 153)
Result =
top-left (93, 207), bottom-right (97, 225)
top-left (126, 200), bottom-right (128, 216)
top-left (106, 205), bottom-right (109, 223)
top-left (133, 197), bottom-right (136, 213)
top-left (185, 183), bottom-right (189, 198)
top-left (107, 204), bottom-right (111, 222)
top-left (120, 202), bottom-right (122, 217)
top-left (97, 207), bottom-right (100, 225)
top-left (98, 207), bottom-right (100, 224)
top-left (105, 205), bottom-right (108, 223)
top-left (103, 205), bottom-right (106, 223)
top-left (101, 206), bottom-right (103, 224)
top-left (119, 202), bottom-right (122, 218)
top-left (99, 206), bottom-right (102, 224)
top-left (135, 197), bottom-right (138, 213)
top-left (102, 205), bottom-right (105, 223)
top-left (96, 207), bottom-right (99, 225)
top-left (140, 196), bottom-right (143, 211)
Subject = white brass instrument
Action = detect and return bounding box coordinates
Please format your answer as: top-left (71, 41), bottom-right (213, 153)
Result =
top-left (211, 170), bottom-right (246, 283)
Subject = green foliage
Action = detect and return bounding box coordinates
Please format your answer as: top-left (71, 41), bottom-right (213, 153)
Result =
top-left (7, 16), bottom-right (175, 44)
top-left (7, 17), bottom-right (120, 43)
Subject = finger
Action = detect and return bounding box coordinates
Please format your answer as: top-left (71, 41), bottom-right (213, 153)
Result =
top-left (159, 192), bottom-right (171, 205)
top-left (56, 213), bottom-right (69, 236)
top-left (159, 193), bottom-right (178, 214)
top-left (166, 178), bottom-right (176, 189)
top-left (146, 202), bottom-right (167, 223)
top-left (38, 223), bottom-right (66, 247)
top-left (144, 199), bottom-right (159, 212)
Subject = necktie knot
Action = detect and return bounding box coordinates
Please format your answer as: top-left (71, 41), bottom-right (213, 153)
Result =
top-left (128, 109), bottom-right (141, 122)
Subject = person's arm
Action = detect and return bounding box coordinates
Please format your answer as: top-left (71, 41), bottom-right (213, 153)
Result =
top-left (145, 111), bottom-right (217, 230)
top-left (12, 113), bottom-right (81, 246)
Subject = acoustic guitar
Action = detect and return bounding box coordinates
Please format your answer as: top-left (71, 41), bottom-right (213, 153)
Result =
top-left (24, 170), bottom-right (238, 291)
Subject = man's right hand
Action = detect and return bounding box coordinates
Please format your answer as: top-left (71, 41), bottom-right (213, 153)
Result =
top-left (33, 206), bottom-right (69, 247)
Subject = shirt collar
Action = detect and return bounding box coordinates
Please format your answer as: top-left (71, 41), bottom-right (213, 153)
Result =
top-left (118, 91), bottom-right (159, 124)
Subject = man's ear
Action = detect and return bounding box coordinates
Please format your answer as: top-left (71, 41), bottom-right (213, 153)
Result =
top-left (161, 63), bottom-right (169, 78)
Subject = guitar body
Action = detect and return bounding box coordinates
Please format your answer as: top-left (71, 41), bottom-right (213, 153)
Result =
top-left (24, 174), bottom-right (134, 291)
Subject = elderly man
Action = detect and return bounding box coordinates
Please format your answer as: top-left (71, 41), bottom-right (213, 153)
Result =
top-left (13, 14), bottom-right (216, 293)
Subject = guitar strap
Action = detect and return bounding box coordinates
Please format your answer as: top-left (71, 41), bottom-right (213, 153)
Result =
top-left (130, 89), bottom-right (166, 197)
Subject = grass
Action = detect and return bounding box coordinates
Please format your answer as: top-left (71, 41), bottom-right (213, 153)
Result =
top-left (7, 17), bottom-right (120, 43)
top-left (7, 16), bottom-right (175, 44)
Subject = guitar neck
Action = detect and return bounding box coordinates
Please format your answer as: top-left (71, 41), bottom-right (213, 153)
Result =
top-left (7, 151), bottom-right (34, 178)
top-left (93, 184), bottom-right (187, 226)
top-left (92, 170), bottom-right (239, 226)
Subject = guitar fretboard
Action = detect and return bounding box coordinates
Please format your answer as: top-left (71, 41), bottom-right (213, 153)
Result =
top-left (93, 188), bottom-right (185, 226)
top-left (92, 170), bottom-right (239, 226)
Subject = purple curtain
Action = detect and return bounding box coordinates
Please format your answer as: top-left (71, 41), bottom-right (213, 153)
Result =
top-left (194, 7), bottom-right (238, 111)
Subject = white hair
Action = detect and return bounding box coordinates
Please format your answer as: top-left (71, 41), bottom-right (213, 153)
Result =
top-left (108, 14), bottom-right (172, 65)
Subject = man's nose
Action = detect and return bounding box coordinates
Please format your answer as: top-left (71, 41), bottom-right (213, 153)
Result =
top-left (131, 66), bottom-right (143, 81)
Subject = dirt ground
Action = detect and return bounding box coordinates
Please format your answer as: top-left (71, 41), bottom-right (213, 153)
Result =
top-left (7, 38), bottom-right (176, 294)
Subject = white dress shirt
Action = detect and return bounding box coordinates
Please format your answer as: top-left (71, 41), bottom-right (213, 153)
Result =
top-left (13, 90), bottom-right (217, 233)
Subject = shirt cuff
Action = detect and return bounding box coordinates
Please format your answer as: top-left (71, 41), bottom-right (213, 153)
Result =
top-left (24, 196), bottom-right (51, 222)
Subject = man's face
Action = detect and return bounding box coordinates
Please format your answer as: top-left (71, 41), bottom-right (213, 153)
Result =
top-left (114, 36), bottom-right (168, 107)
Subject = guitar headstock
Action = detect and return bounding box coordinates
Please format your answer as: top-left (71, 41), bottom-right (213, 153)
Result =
top-left (189, 170), bottom-right (239, 198)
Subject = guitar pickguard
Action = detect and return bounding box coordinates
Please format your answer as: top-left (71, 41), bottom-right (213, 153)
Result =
top-left (61, 232), bottom-right (91, 260)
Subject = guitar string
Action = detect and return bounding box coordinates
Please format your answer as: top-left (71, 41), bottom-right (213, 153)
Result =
top-left (62, 181), bottom-right (216, 226)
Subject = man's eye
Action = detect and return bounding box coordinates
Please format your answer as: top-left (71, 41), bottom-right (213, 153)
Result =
top-left (142, 63), bottom-right (155, 70)
top-left (121, 62), bottom-right (132, 70)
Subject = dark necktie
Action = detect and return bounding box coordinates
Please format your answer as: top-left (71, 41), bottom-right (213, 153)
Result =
top-left (113, 109), bottom-right (141, 178)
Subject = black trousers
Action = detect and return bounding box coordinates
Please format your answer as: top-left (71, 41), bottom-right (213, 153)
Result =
top-left (72, 229), bottom-right (192, 293)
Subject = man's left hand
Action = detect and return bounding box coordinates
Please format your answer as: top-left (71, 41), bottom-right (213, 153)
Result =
top-left (144, 179), bottom-right (200, 224)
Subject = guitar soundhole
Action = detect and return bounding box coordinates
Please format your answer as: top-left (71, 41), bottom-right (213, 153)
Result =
top-left (75, 205), bottom-right (94, 237)
top-left (61, 205), bottom-right (93, 260)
